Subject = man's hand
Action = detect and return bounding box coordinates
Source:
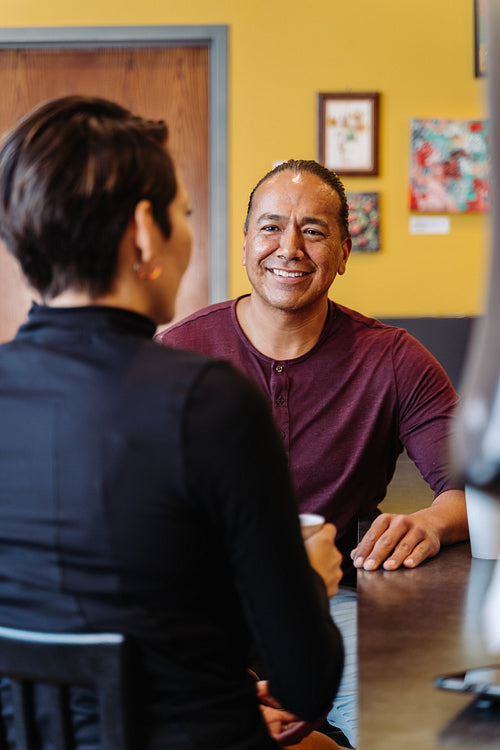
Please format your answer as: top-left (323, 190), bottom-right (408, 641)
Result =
top-left (351, 489), bottom-right (468, 571)
top-left (304, 523), bottom-right (343, 597)
top-left (351, 512), bottom-right (440, 571)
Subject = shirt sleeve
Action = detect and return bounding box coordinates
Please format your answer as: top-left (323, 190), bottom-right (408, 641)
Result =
top-left (182, 359), bottom-right (344, 721)
top-left (394, 330), bottom-right (464, 496)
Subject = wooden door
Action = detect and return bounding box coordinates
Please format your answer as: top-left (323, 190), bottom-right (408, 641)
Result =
top-left (0, 46), bottom-right (209, 342)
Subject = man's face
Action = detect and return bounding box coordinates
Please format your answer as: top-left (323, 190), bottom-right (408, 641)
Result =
top-left (243, 170), bottom-right (351, 315)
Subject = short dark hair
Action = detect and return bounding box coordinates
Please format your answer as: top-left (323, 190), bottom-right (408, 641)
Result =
top-left (0, 95), bottom-right (177, 299)
top-left (244, 159), bottom-right (350, 240)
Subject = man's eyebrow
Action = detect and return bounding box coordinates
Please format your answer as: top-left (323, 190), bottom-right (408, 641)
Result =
top-left (256, 212), bottom-right (330, 228)
top-left (256, 213), bottom-right (286, 223)
top-left (301, 216), bottom-right (330, 228)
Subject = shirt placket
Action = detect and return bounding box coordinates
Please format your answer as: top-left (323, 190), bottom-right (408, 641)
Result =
top-left (270, 362), bottom-right (290, 458)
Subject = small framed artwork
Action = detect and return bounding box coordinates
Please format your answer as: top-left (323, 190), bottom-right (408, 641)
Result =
top-left (474, 0), bottom-right (487, 77)
top-left (346, 192), bottom-right (381, 252)
top-left (318, 92), bottom-right (379, 176)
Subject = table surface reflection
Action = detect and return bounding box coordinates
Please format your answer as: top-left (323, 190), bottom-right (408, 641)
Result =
top-left (358, 542), bottom-right (500, 749)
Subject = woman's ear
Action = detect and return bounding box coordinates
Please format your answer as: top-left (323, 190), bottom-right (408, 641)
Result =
top-left (132, 200), bottom-right (156, 265)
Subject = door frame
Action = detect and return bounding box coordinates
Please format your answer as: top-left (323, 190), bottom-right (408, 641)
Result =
top-left (0, 24), bottom-right (228, 303)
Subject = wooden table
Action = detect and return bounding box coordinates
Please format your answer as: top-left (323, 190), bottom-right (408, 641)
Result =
top-left (358, 541), bottom-right (500, 749)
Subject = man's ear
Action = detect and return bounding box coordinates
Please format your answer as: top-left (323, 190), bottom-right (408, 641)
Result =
top-left (132, 200), bottom-right (156, 265)
top-left (242, 229), bottom-right (247, 266)
top-left (338, 237), bottom-right (352, 276)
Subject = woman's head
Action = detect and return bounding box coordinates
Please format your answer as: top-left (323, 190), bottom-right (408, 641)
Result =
top-left (0, 95), bottom-right (178, 300)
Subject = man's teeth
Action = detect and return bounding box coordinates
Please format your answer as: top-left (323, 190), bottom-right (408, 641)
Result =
top-left (272, 269), bottom-right (306, 278)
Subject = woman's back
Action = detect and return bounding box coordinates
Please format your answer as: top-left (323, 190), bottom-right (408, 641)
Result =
top-left (0, 304), bottom-right (342, 749)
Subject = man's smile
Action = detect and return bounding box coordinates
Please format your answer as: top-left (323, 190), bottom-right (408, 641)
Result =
top-left (268, 268), bottom-right (310, 278)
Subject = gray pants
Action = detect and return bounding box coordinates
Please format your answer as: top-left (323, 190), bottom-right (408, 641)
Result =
top-left (328, 586), bottom-right (357, 748)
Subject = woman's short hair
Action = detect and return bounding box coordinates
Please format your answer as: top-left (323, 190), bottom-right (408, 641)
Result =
top-left (244, 159), bottom-right (351, 240)
top-left (0, 95), bottom-right (177, 299)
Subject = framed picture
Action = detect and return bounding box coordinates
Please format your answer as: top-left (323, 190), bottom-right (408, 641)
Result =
top-left (318, 92), bottom-right (379, 176)
top-left (409, 118), bottom-right (490, 213)
top-left (346, 192), bottom-right (381, 252)
top-left (474, 0), bottom-right (487, 77)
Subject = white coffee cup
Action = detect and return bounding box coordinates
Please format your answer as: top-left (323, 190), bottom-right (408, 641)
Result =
top-left (466, 484), bottom-right (500, 559)
top-left (299, 513), bottom-right (325, 540)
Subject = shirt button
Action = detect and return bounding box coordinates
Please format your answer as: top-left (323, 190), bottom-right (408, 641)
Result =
top-left (276, 396), bottom-right (284, 406)
top-left (279, 431), bottom-right (285, 439)
top-left (274, 364), bottom-right (284, 373)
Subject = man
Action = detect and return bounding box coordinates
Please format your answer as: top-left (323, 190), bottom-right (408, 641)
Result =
top-left (155, 159), bottom-right (468, 747)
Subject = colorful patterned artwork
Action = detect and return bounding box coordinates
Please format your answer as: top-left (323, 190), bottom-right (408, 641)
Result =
top-left (346, 192), bottom-right (380, 252)
top-left (409, 118), bottom-right (490, 213)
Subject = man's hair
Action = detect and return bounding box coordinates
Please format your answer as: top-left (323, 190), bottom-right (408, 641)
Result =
top-left (0, 95), bottom-right (177, 299)
top-left (244, 159), bottom-right (350, 240)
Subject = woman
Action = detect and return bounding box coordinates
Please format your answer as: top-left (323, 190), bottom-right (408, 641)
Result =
top-left (0, 96), bottom-right (344, 750)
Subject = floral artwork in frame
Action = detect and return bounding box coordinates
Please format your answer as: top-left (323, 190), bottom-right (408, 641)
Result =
top-left (318, 93), bottom-right (379, 176)
top-left (409, 118), bottom-right (490, 213)
top-left (346, 192), bottom-right (380, 252)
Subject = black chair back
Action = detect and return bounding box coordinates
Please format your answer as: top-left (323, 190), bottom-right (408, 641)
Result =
top-left (0, 626), bottom-right (131, 750)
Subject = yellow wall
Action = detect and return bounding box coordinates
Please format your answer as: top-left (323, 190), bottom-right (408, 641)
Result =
top-left (3, 0), bottom-right (488, 316)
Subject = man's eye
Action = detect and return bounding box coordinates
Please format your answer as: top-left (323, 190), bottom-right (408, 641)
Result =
top-left (262, 225), bottom-right (279, 232)
top-left (304, 228), bottom-right (323, 237)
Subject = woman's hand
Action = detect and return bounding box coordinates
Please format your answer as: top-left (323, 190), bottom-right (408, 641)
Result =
top-left (256, 680), bottom-right (324, 746)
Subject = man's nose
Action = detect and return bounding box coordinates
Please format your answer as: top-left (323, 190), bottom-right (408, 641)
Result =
top-left (278, 224), bottom-right (305, 258)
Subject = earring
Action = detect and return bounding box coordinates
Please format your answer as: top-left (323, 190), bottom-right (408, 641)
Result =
top-left (133, 262), bottom-right (163, 281)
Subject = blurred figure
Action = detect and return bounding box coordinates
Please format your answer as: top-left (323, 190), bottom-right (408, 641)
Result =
top-left (453, 0), bottom-right (500, 656)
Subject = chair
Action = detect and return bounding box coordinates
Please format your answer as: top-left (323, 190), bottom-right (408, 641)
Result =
top-left (0, 626), bottom-right (131, 750)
